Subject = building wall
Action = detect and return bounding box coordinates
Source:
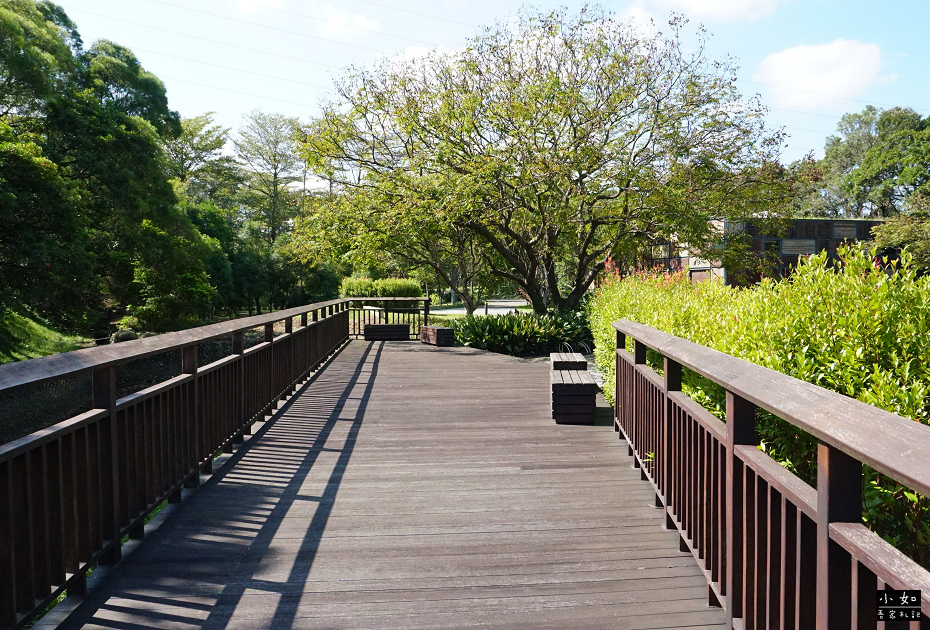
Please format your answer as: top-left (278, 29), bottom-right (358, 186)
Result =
top-left (645, 218), bottom-right (884, 284)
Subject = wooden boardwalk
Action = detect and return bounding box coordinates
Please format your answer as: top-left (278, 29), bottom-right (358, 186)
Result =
top-left (53, 341), bottom-right (726, 629)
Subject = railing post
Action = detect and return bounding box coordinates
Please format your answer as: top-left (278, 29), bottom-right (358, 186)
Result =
top-left (181, 345), bottom-right (206, 481)
top-left (663, 357), bottom-right (682, 511)
top-left (231, 331), bottom-right (247, 440)
top-left (284, 317), bottom-right (294, 396)
top-left (633, 339), bottom-right (646, 365)
top-left (614, 330), bottom-right (625, 433)
top-left (629, 340), bottom-right (647, 460)
top-left (725, 391), bottom-right (757, 624)
top-left (264, 322), bottom-right (274, 410)
top-left (816, 443), bottom-right (861, 629)
top-left (423, 298), bottom-right (430, 328)
top-left (92, 365), bottom-right (120, 565)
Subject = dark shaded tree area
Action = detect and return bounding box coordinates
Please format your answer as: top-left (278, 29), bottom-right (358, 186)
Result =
top-left (0, 1), bottom-right (337, 336)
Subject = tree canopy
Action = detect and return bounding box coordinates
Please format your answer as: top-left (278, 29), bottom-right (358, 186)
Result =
top-left (0, 0), bottom-right (339, 334)
top-left (797, 105), bottom-right (930, 218)
top-left (299, 8), bottom-right (785, 312)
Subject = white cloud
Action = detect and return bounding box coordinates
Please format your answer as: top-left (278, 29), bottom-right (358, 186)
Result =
top-left (753, 39), bottom-right (883, 111)
top-left (627, 0), bottom-right (785, 22)
top-left (318, 3), bottom-right (379, 39)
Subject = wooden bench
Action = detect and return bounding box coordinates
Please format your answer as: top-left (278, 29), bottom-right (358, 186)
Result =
top-left (550, 352), bottom-right (587, 370)
top-left (419, 325), bottom-right (454, 347)
top-left (550, 369), bottom-right (598, 425)
top-left (364, 324), bottom-right (410, 341)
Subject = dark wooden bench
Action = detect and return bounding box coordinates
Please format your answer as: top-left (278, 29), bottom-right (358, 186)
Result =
top-left (550, 369), bottom-right (598, 424)
top-left (550, 352), bottom-right (587, 370)
top-left (364, 323), bottom-right (410, 341)
top-left (419, 325), bottom-right (454, 347)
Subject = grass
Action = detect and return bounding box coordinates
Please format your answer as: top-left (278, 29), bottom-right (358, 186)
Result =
top-left (427, 313), bottom-right (466, 324)
top-left (0, 309), bottom-right (93, 364)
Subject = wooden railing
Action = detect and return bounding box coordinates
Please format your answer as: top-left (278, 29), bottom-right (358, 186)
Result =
top-left (346, 297), bottom-right (430, 340)
top-left (614, 319), bottom-right (930, 629)
top-left (0, 300), bottom-right (356, 629)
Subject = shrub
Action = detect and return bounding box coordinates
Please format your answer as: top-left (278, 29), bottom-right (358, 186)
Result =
top-left (587, 246), bottom-right (930, 567)
top-left (451, 310), bottom-right (591, 356)
top-left (339, 277), bottom-right (423, 309)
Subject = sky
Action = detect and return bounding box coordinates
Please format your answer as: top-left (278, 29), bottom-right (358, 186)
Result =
top-left (54, 0), bottom-right (930, 164)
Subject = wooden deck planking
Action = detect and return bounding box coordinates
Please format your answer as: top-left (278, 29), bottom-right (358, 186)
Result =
top-left (54, 341), bottom-right (726, 629)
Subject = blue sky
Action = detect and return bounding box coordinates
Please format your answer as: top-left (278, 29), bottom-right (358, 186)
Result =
top-left (55, 0), bottom-right (930, 164)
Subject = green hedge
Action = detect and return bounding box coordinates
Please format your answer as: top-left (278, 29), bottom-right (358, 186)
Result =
top-left (340, 277), bottom-right (423, 308)
top-left (587, 246), bottom-right (930, 567)
top-left (451, 311), bottom-right (591, 356)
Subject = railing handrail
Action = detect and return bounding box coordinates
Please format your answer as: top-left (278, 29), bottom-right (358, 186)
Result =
top-left (614, 317), bottom-right (930, 624)
top-left (613, 318), bottom-right (930, 499)
top-left (0, 297), bottom-right (428, 393)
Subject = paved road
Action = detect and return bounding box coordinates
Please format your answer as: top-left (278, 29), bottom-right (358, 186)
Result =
top-left (432, 299), bottom-right (529, 316)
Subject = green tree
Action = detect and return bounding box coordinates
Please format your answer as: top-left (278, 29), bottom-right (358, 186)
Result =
top-left (872, 195), bottom-right (930, 273)
top-left (294, 188), bottom-right (495, 313)
top-left (801, 106), bottom-right (930, 218)
top-left (164, 111), bottom-right (243, 206)
top-left (235, 110), bottom-right (302, 245)
top-left (846, 107), bottom-right (930, 217)
top-left (300, 8), bottom-right (784, 313)
top-left (0, 122), bottom-right (91, 318)
top-left (0, 0), bottom-right (77, 122)
top-left (163, 112), bottom-right (228, 181)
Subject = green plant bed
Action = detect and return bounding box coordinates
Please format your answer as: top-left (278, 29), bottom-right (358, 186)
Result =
top-left (587, 246), bottom-right (930, 568)
top-left (451, 311), bottom-right (591, 356)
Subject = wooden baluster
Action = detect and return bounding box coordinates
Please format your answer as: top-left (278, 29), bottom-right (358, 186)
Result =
top-left (663, 357), bottom-right (681, 512)
top-left (284, 317), bottom-right (294, 396)
top-left (725, 391), bottom-right (757, 624)
top-left (630, 340), bottom-right (646, 459)
top-left (816, 443), bottom-right (861, 629)
top-left (180, 345), bottom-right (204, 484)
top-left (614, 331), bottom-right (625, 433)
top-left (0, 460), bottom-right (16, 625)
top-left (92, 365), bottom-right (121, 565)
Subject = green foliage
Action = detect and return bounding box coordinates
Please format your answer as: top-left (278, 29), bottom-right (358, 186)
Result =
top-left (123, 217), bottom-right (216, 330)
top-left (451, 311), bottom-right (591, 357)
top-left (339, 277), bottom-right (422, 298)
top-left (588, 246), bottom-right (930, 567)
top-left (797, 105), bottom-right (930, 218)
top-left (340, 277), bottom-right (422, 309)
top-left (302, 7), bottom-right (786, 314)
top-left (0, 308), bottom-right (91, 364)
top-left (872, 211), bottom-right (930, 274)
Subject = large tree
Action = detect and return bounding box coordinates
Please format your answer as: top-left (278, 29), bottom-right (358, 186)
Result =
top-left (235, 110), bottom-right (302, 246)
top-left (799, 106), bottom-right (930, 218)
top-left (300, 8), bottom-right (784, 312)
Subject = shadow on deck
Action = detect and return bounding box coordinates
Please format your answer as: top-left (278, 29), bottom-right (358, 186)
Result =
top-left (53, 341), bottom-right (726, 630)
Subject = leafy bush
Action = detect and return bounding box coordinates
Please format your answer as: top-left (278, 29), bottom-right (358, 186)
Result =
top-left (339, 277), bottom-right (423, 309)
top-left (587, 246), bottom-right (930, 567)
top-left (451, 311), bottom-right (591, 356)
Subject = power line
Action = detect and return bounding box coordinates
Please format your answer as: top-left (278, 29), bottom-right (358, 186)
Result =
top-left (140, 0), bottom-right (391, 54)
top-left (161, 75), bottom-right (317, 109)
top-left (63, 6), bottom-right (342, 70)
top-left (348, 0), bottom-right (478, 27)
top-left (740, 78), bottom-right (930, 113)
top-left (765, 106), bottom-right (848, 119)
top-left (131, 46), bottom-right (331, 90)
top-left (212, 0), bottom-right (439, 46)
